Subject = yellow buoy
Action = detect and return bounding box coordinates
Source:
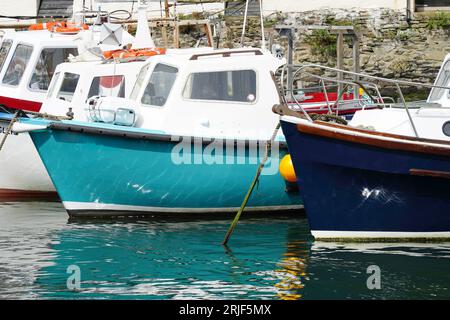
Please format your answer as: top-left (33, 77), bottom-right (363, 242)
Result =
top-left (279, 154), bottom-right (297, 183)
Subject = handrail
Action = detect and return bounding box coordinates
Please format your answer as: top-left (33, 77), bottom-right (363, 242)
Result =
top-left (279, 63), bottom-right (450, 139)
top-left (189, 49), bottom-right (263, 61)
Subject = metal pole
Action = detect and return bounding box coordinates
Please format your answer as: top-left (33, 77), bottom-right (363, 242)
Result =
top-left (336, 31), bottom-right (344, 95)
top-left (240, 0), bottom-right (249, 47)
top-left (395, 82), bottom-right (419, 138)
top-left (287, 28), bottom-right (293, 95)
top-left (352, 34), bottom-right (360, 101)
top-left (259, 0), bottom-right (266, 50)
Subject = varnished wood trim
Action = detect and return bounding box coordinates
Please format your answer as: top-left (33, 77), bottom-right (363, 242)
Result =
top-left (409, 169), bottom-right (450, 179)
top-left (296, 121), bottom-right (450, 157)
top-left (315, 121), bottom-right (450, 146)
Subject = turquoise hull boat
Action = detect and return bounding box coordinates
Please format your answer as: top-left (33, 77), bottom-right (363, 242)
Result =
top-left (27, 120), bottom-right (302, 217)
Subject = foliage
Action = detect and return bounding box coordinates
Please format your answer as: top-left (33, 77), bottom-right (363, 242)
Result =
top-left (426, 11), bottom-right (450, 30)
top-left (304, 29), bottom-right (337, 58)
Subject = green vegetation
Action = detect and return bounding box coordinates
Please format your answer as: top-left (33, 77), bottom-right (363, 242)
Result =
top-left (178, 12), bottom-right (206, 20)
top-left (304, 29), bottom-right (336, 58)
top-left (324, 16), bottom-right (353, 27)
top-left (426, 11), bottom-right (450, 30)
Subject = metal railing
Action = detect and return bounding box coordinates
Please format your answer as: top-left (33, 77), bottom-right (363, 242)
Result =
top-left (280, 63), bottom-right (450, 138)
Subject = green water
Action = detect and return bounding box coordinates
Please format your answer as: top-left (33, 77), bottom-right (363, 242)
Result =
top-left (0, 201), bottom-right (449, 300)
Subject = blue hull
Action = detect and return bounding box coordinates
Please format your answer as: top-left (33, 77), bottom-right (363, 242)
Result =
top-left (281, 120), bottom-right (450, 239)
top-left (29, 123), bottom-right (302, 217)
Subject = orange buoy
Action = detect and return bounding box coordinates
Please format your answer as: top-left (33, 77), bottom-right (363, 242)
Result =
top-left (279, 154), bottom-right (297, 183)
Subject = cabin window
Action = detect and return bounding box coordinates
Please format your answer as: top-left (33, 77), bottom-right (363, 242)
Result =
top-left (131, 63), bottom-right (151, 101)
top-left (429, 60), bottom-right (450, 102)
top-left (1, 44), bottom-right (33, 86)
top-left (443, 121), bottom-right (450, 137)
top-left (141, 63), bottom-right (178, 107)
top-left (87, 75), bottom-right (125, 100)
top-left (183, 70), bottom-right (257, 103)
top-left (0, 40), bottom-right (13, 72)
top-left (47, 71), bottom-right (60, 98)
top-left (29, 47), bottom-right (78, 91)
top-left (56, 72), bottom-right (80, 102)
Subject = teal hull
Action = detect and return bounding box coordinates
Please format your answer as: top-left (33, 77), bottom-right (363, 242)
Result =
top-left (29, 123), bottom-right (302, 216)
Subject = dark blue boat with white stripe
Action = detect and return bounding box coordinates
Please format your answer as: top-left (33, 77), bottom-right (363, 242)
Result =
top-left (280, 116), bottom-right (450, 241)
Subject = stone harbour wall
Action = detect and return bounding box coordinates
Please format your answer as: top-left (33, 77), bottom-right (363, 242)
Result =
top-left (145, 8), bottom-right (449, 94)
top-left (223, 8), bottom-right (450, 89)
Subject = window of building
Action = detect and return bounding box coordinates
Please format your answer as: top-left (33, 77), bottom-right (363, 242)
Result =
top-left (141, 63), bottom-right (178, 107)
top-left (1, 44), bottom-right (33, 86)
top-left (0, 40), bottom-right (13, 72)
top-left (183, 70), bottom-right (257, 103)
top-left (56, 72), bottom-right (80, 102)
top-left (415, 0), bottom-right (450, 11)
top-left (29, 47), bottom-right (78, 91)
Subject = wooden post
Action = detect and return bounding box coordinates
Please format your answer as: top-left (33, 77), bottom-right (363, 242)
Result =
top-left (204, 22), bottom-right (213, 47)
top-left (162, 0), bottom-right (169, 47)
top-left (174, 20), bottom-right (180, 48)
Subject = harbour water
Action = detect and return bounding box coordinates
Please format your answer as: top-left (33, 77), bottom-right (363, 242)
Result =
top-left (0, 201), bottom-right (449, 300)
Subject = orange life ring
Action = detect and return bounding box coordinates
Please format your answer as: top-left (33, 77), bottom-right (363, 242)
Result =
top-left (53, 25), bottom-right (89, 33)
top-left (28, 21), bottom-right (88, 33)
top-left (103, 48), bottom-right (166, 60)
top-left (28, 21), bottom-right (65, 31)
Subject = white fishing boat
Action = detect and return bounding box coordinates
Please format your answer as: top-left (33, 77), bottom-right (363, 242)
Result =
top-left (2, 44), bottom-right (306, 216)
top-left (0, 58), bottom-right (146, 198)
top-left (0, 1), bottom-right (209, 199)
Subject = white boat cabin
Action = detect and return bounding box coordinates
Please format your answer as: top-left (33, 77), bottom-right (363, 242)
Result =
top-left (40, 59), bottom-right (147, 122)
top-left (93, 48), bottom-right (286, 141)
top-left (0, 26), bottom-right (134, 112)
top-left (350, 53), bottom-right (450, 141)
top-left (0, 30), bottom-right (78, 111)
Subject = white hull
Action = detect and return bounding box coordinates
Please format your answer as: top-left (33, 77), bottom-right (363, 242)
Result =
top-left (0, 132), bottom-right (55, 193)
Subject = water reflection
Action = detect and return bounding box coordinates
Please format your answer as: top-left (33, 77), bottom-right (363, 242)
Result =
top-left (0, 202), bottom-right (449, 299)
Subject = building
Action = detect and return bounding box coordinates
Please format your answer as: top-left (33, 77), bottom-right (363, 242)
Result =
top-left (0, 1), bottom-right (449, 26)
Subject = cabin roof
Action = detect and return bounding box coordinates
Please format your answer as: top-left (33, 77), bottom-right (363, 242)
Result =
top-left (145, 47), bottom-right (285, 72)
top-left (2, 29), bottom-right (79, 46)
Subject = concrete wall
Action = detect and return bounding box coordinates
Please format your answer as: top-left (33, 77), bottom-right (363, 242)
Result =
top-left (0, 0), bottom-right (40, 17)
top-left (0, 0), bottom-right (40, 25)
top-left (72, 0), bottom-right (223, 18)
top-left (262, 0), bottom-right (408, 12)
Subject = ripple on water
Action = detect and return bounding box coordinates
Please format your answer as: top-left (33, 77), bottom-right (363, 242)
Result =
top-left (0, 202), bottom-right (449, 299)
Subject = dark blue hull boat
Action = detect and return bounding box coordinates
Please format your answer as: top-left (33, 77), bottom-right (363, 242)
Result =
top-left (281, 118), bottom-right (450, 240)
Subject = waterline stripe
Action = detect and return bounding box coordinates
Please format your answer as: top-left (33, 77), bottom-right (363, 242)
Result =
top-left (63, 201), bottom-right (303, 213)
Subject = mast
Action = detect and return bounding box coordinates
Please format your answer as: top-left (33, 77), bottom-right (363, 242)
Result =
top-left (131, 0), bottom-right (155, 49)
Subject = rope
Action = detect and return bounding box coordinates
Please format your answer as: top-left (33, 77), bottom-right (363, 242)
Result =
top-left (0, 110), bottom-right (21, 151)
top-left (222, 72), bottom-right (282, 245)
top-left (309, 113), bottom-right (348, 125)
top-left (222, 122), bottom-right (280, 246)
